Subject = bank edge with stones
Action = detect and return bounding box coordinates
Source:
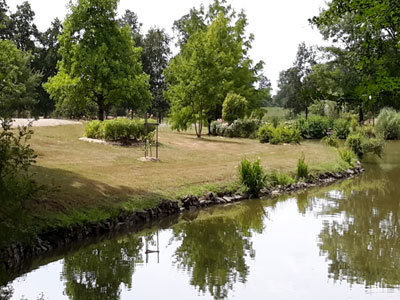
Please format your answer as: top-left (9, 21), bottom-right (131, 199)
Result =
top-left (0, 163), bottom-right (365, 273)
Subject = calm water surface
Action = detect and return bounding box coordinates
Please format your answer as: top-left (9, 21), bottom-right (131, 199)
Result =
top-left (1, 142), bottom-right (400, 300)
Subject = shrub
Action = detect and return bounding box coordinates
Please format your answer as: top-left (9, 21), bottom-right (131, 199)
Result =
top-left (346, 133), bottom-right (364, 157)
top-left (232, 119), bottom-right (260, 138)
top-left (84, 118), bottom-right (154, 141)
top-left (258, 123), bottom-right (301, 144)
top-left (338, 148), bottom-right (357, 167)
top-left (333, 118), bottom-right (350, 139)
top-left (356, 124), bottom-right (376, 138)
top-left (0, 119), bottom-right (38, 206)
top-left (258, 123), bottom-right (274, 143)
top-left (296, 154), bottom-right (308, 179)
top-left (376, 107), bottom-right (400, 140)
top-left (211, 119), bottom-right (261, 138)
top-left (346, 132), bottom-right (385, 158)
top-left (322, 135), bottom-right (339, 148)
top-left (238, 158), bottom-right (266, 196)
top-left (84, 120), bottom-right (104, 139)
top-left (268, 172), bottom-right (295, 186)
top-left (250, 108), bottom-right (265, 121)
top-left (295, 116), bottom-right (331, 139)
top-left (362, 137), bottom-right (385, 158)
top-left (222, 93), bottom-right (248, 124)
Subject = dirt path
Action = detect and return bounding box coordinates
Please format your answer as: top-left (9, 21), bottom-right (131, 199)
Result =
top-left (11, 118), bottom-right (82, 128)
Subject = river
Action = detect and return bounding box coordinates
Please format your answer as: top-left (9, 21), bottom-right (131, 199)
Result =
top-left (1, 142), bottom-right (400, 300)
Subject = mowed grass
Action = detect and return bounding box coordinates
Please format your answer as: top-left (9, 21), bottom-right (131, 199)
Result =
top-left (28, 123), bottom-right (338, 216)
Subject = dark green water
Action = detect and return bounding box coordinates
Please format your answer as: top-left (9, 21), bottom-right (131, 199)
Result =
top-left (2, 142), bottom-right (400, 300)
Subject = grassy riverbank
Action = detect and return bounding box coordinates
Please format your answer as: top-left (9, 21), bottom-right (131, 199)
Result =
top-left (3, 123), bottom-right (344, 246)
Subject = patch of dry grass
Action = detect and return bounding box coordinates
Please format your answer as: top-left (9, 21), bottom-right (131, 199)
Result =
top-left (29, 124), bottom-right (338, 213)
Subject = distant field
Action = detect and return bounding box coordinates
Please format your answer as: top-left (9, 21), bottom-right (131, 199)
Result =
top-left (262, 107), bottom-right (290, 120)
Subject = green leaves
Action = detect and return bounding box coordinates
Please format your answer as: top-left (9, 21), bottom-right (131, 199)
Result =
top-left (0, 40), bottom-right (41, 117)
top-left (45, 0), bottom-right (151, 120)
top-left (166, 2), bottom-right (263, 137)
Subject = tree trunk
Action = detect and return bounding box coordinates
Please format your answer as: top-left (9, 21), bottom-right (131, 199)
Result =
top-left (305, 106), bottom-right (309, 120)
top-left (208, 118), bottom-right (212, 135)
top-left (359, 104), bottom-right (364, 125)
top-left (97, 94), bottom-right (105, 121)
top-left (197, 111), bottom-right (203, 138)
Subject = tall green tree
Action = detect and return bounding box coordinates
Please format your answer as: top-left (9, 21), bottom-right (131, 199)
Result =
top-left (166, 2), bottom-right (264, 137)
top-left (0, 0), bottom-right (10, 39)
top-left (8, 1), bottom-right (39, 52)
top-left (119, 9), bottom-right (142, 47)
top-left (0, 40), bottom-right (41, 117)
top-left (311, 0), bottom-right (400, 119)
top-left (45, 0), bottom-right (151, 121)
top-left (142, 27), bottom-right (171, 121)
top-left (277, 43), bottom-right (318, 119)
top-left (33, 18), bottom-right (63, 117)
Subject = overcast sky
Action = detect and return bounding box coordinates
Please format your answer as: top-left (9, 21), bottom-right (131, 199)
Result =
top-left (10, 0), bottom-right (329, 93)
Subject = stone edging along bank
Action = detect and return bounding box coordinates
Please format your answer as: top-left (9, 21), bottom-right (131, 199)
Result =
top-left (0, 164), bottom-right (365, 270)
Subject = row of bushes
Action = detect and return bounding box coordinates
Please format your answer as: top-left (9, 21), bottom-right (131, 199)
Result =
top-left (210, 119), bottom-right (261, 138)
top-left (84, 118), bottom-right (156, 141)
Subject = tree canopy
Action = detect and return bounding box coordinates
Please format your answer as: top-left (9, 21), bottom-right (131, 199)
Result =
top-left (310, 0), bottom-right (400, 119)
top-left (44, 0), bottom-right (151, 121)
top-left (165, 1), bottom-right (265, 137)
top-left (0, 39), bottom-right (41, 117)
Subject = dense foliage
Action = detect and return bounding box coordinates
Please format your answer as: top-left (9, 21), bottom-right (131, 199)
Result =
top-left (84, 119), bottom-right (155, 141)
top-left (211, 119), bottom-right (260, 138)
top-left (0, 40), bottom-right (41, 117)
top-left (222, 93), bottom-right (248, 124)
top-left (0, 119), bottom-right (38, 206)
top-left (165, 0), bottom-right (266, 137)
top-left (44, 0), bottom-right (152, 121)
top-left (295, 116), bottom-right (331, 139)
top-left (376, 108), bottom-right (400, 140)
top-left (346, 131), bottom-right (384, 158)
top-left (258, 123), bottom-right (301, 145)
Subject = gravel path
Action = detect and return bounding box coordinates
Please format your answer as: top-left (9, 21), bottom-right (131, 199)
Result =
top-left (11, 118), bottom-right (82, 128)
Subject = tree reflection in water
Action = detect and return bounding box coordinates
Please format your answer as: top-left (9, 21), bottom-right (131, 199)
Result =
top-left (171, 200), bottom-right (266, 300)
top-left (62, 235), bottom-right (144, 300)
top-left (318, 157), bottom-right (400, 289)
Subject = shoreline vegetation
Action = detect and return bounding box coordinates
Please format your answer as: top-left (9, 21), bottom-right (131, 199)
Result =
top-left (0, 122), bottom-right (364, 271)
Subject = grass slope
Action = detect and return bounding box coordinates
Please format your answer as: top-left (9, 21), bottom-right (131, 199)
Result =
top-left (3, 123), bottom-right (341, 245)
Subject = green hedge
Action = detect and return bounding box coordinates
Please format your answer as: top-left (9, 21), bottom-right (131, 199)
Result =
top-left (258, 123), bottom-right (301, 144)
top-left (84, 119), bottom-right (155, 141)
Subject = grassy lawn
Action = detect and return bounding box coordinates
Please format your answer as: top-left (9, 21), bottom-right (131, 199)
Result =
top-left (29, 123), bottom-right (338, 214)
top-left (1, 122), bottom-right (344, 245)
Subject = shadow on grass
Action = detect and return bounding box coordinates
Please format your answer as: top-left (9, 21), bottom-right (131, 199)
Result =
top-left (181, 134), bottom-right (244, 145)
top-left (29, 165), bottom-right (164, 212)
top-left (0, 165), bottom-right (166, 251)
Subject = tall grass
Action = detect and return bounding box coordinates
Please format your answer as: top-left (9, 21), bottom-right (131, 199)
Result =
top-left (238, 158), bottom-right (266, 196)
top-left (296, 154), bottom-right (309, 179)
